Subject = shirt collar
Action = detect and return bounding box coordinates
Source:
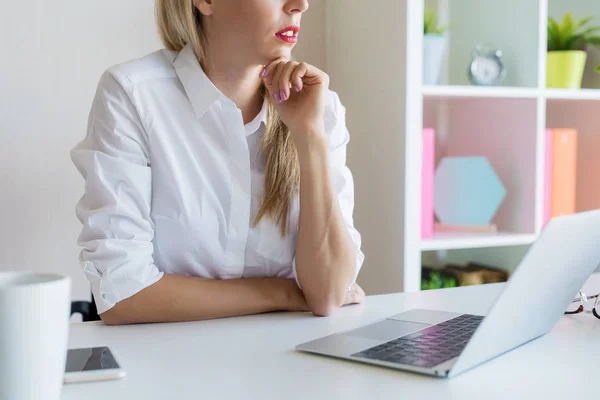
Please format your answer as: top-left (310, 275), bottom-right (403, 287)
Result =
top-left (172, 43), bottom-right (222, 118)
top-left (172, 43), bottom-right (269, 132)
top-left (244, 98), bottom-right (268, 136)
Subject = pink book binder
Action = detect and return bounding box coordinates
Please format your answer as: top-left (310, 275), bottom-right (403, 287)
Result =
top-left (421, 128), bottom-right (435, 239)
top-left (543, 129), bottom-right (553, 228)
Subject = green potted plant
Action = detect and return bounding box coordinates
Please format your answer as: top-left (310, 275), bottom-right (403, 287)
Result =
top-left (421, 266), bottom-right (457, 291)
top-left (423, 8), bottom-right (449, 85)
top-left (547, 13), bottom-right (600, 89)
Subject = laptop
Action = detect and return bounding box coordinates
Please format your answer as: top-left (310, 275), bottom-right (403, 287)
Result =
top-left (296, 210), bottom-right (600, 378)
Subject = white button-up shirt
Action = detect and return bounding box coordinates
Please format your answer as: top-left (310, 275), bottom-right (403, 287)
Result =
top-left (71, 44), bottom-right (364, 314)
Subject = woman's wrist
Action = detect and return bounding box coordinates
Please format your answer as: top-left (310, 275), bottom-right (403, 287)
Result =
top-left (279, 278), bottom-right (309, 312)
top-left (291, 124), bottom-right (329, 167)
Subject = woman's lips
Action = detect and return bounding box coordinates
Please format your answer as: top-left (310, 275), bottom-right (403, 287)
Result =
top-left (275, 25), bottom-right (299, 44)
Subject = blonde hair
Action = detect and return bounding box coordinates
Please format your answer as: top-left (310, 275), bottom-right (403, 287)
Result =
top-left (156, 0), bottom-right (300, 236)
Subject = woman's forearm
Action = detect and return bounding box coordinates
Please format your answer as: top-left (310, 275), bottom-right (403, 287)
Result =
top-left (293, 128), bottom-right (357, 316)
top-left (100, 274), bottom-right (306, 325)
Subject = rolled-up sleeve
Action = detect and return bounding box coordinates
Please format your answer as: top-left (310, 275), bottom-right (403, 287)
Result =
top-left (292, 91), bottom-right (365, 288)
top-left (71, 70), bottom-right (163, 314)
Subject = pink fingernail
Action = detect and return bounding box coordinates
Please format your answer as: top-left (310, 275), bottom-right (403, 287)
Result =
top-left (259, 68), bottom-right (267, 78)
top-left (279, 90), bottom-right (287, 101)
top-left (274, 91), bottom-right (282, 104)
top-left (294, 86), bottom-right (301, 92)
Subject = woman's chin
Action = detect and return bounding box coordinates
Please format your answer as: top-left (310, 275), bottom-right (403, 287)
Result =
top-left (266, 47), bottom-right (293, 61)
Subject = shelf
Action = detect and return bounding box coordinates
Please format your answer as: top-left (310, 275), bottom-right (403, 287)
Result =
top-left (422, 85), bottom-right (540, 99)
top-left (420, 232), bottom-right (538, 251)
top-left (423, 86), bottom-right (600, 101)
top-left (545, 89), bottom-right (600, 101)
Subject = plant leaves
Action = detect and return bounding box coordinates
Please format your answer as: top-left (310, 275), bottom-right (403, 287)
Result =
top-left (424, 8), bottom-right (449, 35)
top-left (548, 13), bottom-right (600, 51)
top-left (548, 17), bottom-right (561, 50)
top-left (580, 26), bottom-right (600, 40)
top-left (575, 15), bottom-right (595, 30)
top-left (587, 36), bottom-right (600, 46)
top-left (565, 19), bottom-right (576, 42)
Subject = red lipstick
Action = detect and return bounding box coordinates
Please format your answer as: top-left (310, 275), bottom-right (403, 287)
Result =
top-left (275, 25), bottom-right (300, 44)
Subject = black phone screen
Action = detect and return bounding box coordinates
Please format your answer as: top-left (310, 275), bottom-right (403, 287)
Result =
top-left (65, 347), bottom-right (120, 373)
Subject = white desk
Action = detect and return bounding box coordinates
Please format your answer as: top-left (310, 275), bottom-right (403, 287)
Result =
top-left (62, 275), bottom-right (599, 400)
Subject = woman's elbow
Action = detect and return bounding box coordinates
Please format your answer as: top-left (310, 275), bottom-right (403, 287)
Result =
top-left (311, 303), bottom-right (337, 317)
top-left (99, 303), bottom-right (134, 326)
top-left (308, 291), bottom-right (346, 317)
top-left (100, 312), bottom-right (122, 326)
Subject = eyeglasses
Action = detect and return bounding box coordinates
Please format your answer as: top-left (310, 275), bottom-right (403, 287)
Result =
top-left (565, 291), bottom-right (600, 319)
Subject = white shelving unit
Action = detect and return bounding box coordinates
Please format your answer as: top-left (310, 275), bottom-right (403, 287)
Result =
top-left (545, 89), bottom-right (600, 101)
top-left (325, 0), bottom-right (600, 295)
top-left (420, 233), bottom-right (538, 252)
top-left (422, 85), bottom-right (540, 99)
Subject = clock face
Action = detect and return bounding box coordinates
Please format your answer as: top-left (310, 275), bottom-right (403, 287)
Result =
top-left (471, 57), bottom-right (503, 85)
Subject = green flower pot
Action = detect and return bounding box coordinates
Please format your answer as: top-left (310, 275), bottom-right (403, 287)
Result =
top-left (546, 50), bottom-right (587, 89)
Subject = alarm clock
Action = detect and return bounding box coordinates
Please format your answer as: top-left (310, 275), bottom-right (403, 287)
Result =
top-left (468, 45), bottom-right (507, 86)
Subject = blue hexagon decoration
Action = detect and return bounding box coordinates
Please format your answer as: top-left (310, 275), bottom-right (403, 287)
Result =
top-left (434, 157), bottom-right (506, 225)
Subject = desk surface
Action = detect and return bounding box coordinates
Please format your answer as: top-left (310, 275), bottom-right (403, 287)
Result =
top-left (62, 275), bottom-right (599, 400)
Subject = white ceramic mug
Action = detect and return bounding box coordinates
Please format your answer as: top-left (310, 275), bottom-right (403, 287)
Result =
top-left (0, 272), bottom-right (71, 400)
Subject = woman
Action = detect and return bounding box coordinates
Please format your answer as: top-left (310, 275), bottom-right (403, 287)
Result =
top-left (71, 0), bottom-right (365, 325)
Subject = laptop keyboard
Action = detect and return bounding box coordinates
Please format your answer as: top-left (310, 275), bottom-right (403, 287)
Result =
top-left (352, 314), bottom-right (484, 369)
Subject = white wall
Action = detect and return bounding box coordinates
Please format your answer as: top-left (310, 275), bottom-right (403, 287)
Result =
top-left (0, 1), bottom-right (161, 301)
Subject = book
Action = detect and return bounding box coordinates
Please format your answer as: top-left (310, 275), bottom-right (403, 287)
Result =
top-left (542, 129), bottom-right (553, 227)
top-left (550, 129), bottom-right (578, 218)
top-left (421, 128), bottom-right (435, 239)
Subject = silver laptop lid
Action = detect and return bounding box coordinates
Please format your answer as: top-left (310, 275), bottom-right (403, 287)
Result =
top-left (450, 210), bottom-right (600, 377)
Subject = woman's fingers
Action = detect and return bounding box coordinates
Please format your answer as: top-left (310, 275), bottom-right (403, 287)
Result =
top-left (270, 61), bottom-right (287, 103)
top-left (277, 61), bottom-right (300, 102)
top-left (344, 284), bottom-right (366, 306)
top-left (261, 59), bottom-right (309, 103)
top-left (261, 59), bottom-right (286, 101)
top-left (260, 57), bottom-right (287, 81)
top-left (290, 62), bottom-right (308, 94)
top-left (261, 59), bottom-right (328, 104)
top-left (354, 284), bottom-right (365, 304)
top-left (356, 284), bottom-right (366, 300)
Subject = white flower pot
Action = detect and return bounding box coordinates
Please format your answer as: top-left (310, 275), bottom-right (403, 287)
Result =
top-left (423, 34), bottom-right (447, 85)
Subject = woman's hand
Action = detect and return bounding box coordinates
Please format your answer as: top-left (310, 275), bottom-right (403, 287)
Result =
top-left (260, 58), bottom-right (329, 136)
top-left (343, 283), bottom-right (366, 307)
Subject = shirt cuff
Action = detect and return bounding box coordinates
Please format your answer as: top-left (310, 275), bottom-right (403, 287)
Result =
top-left (82, 260), bottom-right (164, 315)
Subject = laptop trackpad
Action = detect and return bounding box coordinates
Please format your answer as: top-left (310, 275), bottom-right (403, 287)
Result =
top-left (343, 320), bottom-right (430, 342)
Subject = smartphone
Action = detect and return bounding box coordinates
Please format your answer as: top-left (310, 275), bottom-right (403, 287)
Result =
top-left (64, 347), bottom-right (126, 384)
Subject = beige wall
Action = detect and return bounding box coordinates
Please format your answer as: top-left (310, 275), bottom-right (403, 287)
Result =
top-left (293, 0), bottom-right (326, 69)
